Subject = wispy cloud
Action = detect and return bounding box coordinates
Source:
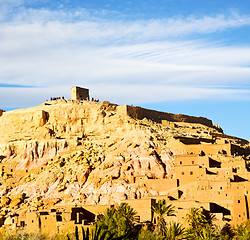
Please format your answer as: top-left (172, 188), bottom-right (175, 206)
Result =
top-left (1, 4), bottom-right (250, 108)
top-left (0, 83), bottom-right (35, 88)
top-left (1, 85), bottom-right (250, 109)
top-left (1, 5), bottom-right (250, 42)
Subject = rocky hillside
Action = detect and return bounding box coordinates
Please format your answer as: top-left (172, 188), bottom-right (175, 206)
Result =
top-left (0, 99), bottom-right (248, 217)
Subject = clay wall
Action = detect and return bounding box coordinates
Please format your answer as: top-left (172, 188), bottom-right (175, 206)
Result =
top-left (175, 165), bottom-right (206, 185)
top-left (221, 159), bottom-right (247, 175)
top-left (12, 215), bottom-right (25, 229)
top-left (186, 143), bottom-right (232, 156)
top-left (57, 221), bottom-right (75, 233)
top-left (178, 181), bottom-right (198, 200)
top-left (159, 188), bottom-right (179, 199)
top-left (174, 155), bottom-right (200, 166)
top-left (175, 155), bottom-right (215, 168)
top-left (122, 199), bottom-right (156, 222)
top-left (232, 195), bottom-right (248, 226)
top-left (169, 140), bottom-right (232, 156)
top-left (83, 205), bottom-right (110, 220)
top-left (206, 167), bottom-right (233, 181)
top-left (195, 180), bottom-right (250, 225)
top-left (39, 213), bottom-right (57, 233)
top-left (231, 182), bottom-right (247, 195)
top-left (16, 208), bottom-right (96, 234)
top-left (197, 180), bottom-right (233, 204)
top-left (26, 212), bottom-right (40, 233)
top-left (117, 105), bottom-right (213, 127)
top-left (134, 178), bottom-right (178, 192)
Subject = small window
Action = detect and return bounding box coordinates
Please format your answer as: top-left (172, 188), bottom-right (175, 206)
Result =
top-left (182, 172), bottom-right (184, 175)
top-left (239, 215), bottom-right (241, 217)
top-left (226, 194), bottom-right (227, 196)
top-left (20, 221), bottom-right (25, 227)
top-left (45, 217), bottom-right (47, 220)
top-left (238, 200), bottom-right (240, 203)
top-left (12, 219), bottom-right (14, 223)
top-left (190, 171), bottom-right (193, 175)
top-left (10, 169), bottom-right (13, 172)
top-left (32, 220), bottom-right (34, 223)
top-left (26, 170), bottom-right (28, 173)
top-left (192, 161), bottom-right (194, 164)
top-left (180, 161), bottom-right (182, 165)
top-left (220, 187), bottom-right (222, 190)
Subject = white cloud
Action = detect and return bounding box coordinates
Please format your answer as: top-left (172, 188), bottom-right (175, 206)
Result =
top-left (1, 6), bottom-right (250, 44)
top-left (1, 5), bottom-right (250, 109)
top-left (1, 85), bottom-right (250, 109)
top-left (1, 40), bottom-right (250, 88)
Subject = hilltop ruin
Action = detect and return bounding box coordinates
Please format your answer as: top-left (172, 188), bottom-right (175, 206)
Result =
top-left (0, 87), bottom-right (249, 233)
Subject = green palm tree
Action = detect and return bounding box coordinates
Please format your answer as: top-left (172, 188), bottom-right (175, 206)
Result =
top-left (185, 208), bottom-right (208, 231)
top-left (72, 225), bottom-right (124, 240)
top-left (118, 203), bottom-right (138, 223)
top-left (151, 199), bottom-right (176, 235)
top-left (164, 221), bottom-right (185, 240)
top-left (234, 220), bottom-right (250, 240)
top-left (97, 203), bottom-right (139, 239)
top-left (190, 225), bottom-right (220, 240)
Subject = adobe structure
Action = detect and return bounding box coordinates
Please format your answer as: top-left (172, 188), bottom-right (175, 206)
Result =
top-left (0, 109), bottom-right (5, 117)
top-left (71, 86), bottom-right (89, 101)
top-left (0, 88), bottom-right (250, 233)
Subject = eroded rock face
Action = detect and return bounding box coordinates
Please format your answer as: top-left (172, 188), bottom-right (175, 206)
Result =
top-left (0, 99), bottom-right (241, 218)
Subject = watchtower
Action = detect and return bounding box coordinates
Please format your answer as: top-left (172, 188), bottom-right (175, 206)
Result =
top-left (71, 86), bottom-right (89, 101)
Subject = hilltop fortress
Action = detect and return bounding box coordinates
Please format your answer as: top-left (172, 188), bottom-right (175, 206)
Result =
top-left (0, 87), bottom-right (249, 233)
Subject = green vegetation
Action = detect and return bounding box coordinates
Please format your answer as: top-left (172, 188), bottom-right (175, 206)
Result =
top-left (2, 204), bottom-right (250, 240)
top-left (151, 200), bottom-right (175, 236)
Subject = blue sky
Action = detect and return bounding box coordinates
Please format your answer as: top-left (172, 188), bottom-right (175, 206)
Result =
top-left (1, 0), bottom-right (250, 140)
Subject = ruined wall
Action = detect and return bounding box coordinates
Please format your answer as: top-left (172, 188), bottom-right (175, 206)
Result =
top-left (118, 105), bottom-right (214, 128)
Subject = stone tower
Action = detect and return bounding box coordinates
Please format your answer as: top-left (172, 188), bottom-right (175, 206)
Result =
top-left (71, 86), bottom-right (89, 101)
